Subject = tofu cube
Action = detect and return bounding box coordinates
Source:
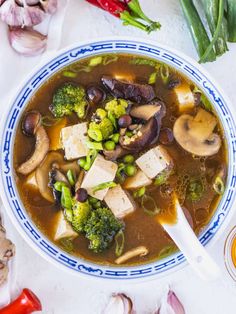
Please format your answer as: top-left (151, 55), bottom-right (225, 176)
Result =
top-left (25, 171), bottom-right (38, 190)
top-left (81, 154), bottom-right (118, 200)
top-left (174, 83), bottom-right (195, 113)
top-left (54, 211), bottom-right (78, 241)
top-left (104, 185), bottom-right (135, 219)
top-left (124, 170), bottom-right (152, 190)
top-left (136, 146), bottom-right (172, 179)
top-left (61, 122), bottom-right (88, 160)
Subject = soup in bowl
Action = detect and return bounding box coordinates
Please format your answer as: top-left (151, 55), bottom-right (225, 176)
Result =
top-left (1, 40), bottom-right (236, 280)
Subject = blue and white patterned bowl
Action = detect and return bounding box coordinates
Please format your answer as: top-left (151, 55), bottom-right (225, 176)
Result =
top-left (1, 39), bottom-right (236, 281)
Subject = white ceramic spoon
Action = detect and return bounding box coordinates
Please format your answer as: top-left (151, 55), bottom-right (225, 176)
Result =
top-left (160, 197), bottom-right (221, 281)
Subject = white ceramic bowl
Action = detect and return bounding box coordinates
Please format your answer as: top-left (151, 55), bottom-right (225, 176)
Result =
top-left (1, 38), bottom-right (236, 281)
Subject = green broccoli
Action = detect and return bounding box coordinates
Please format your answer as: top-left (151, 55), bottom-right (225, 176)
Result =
top-left (71, 200), bottom-right (91, 233)
top-left (84, 207), bottom-right (124, 253)
top-left (105, 99), bottom-right (128, 118)
top-left (50, 83), bottom-right (87, 119)
top-left (88, 108), bottom-right (114, 141)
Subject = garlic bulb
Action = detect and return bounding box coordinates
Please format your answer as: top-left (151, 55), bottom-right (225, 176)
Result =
top-left (103, 293), bottom-right (134, 314)
top-left (9, 28), bottom-right (47, 56)
top-left (0, 0), bottom-right (57, 27)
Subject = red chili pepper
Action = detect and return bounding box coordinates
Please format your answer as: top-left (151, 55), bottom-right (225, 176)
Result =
top-left (0, 289), bottom-right (42, 314)
top-left (97, 0), bottom-right (127, 17)
top-left (85, 0), bottom-right (103, 9)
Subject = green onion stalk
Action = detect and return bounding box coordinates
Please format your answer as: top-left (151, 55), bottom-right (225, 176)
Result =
top-left (179, 0), bottom-right (216, 62)
top-left (201, 0), bottom-right (228, 56)
top-left (227, 0), bottom-right (236, 42)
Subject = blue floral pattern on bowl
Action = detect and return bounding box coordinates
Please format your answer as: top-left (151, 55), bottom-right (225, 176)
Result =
top-left (1, 39), bottom-right (236, 280)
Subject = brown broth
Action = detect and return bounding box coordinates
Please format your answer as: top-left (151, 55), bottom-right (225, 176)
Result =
top-left (13, 54), bottom-right (227, 266)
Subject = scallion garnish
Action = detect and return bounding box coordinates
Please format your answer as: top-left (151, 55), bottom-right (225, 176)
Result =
top-left (67, 170), bottom-right (75, 186)
top-left (92, 181), bottom-right (117, 193)
top-left (141, 195), bottom-right (160, 216)
top-left (213, 176), bottom-right (225, 195)
top-left (115, 230), bottom-right (125, 257)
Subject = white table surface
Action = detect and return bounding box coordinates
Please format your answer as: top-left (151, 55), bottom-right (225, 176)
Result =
top-left (1, 1), bottom-right (236, 313)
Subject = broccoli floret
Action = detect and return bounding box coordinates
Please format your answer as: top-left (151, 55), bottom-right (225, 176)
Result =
top-left (84, 207), bottom-right (124, 253)
top-left (105, 99), bottom-right (128, 118)
top-left (50, 83), bottom-right (87, 119)
top-left (71, 200), bottom-right (91, 233)
top-left (88, 108), bottom-right (114, 141)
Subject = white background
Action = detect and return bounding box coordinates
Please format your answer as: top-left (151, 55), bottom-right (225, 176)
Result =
top-left (1, 0), bottom-right (236, 313)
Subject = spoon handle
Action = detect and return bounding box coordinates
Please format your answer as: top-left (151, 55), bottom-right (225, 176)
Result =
top-left (162, 201), bottom-right (221, 280)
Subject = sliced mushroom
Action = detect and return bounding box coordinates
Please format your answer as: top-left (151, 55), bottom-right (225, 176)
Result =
top-left (119, 117), bottom-right (159, 152)
top-left (115, 246), bottom-right (149, 265)
top-left (35, 152), bottom-right (64, 203)
top-left (173, 108), bottom-right (221, 156)
top-left (75, 170), bottom-right (85, 191)
top-left (49, 168), bottom-right (69, 203)
top-left (130, 100), bottom-right (165, 121)
top-left (101, 76), bottom-right (155, 103)
top-left (17, 111), bottom-right (49, 175)
top-left (104, 145), bottom-right (129, 161)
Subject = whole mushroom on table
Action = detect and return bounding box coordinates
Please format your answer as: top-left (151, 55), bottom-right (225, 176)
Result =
top-left (0, 0), bottom-right (58, 56)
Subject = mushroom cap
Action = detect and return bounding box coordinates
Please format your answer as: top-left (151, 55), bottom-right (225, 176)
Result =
top-left (22, 111), bottom-right (41, 136)
top-left (173, 113), bottom-right (221, 156)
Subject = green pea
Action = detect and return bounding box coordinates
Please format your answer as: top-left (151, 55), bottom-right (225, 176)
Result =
top-left (125, 164), bottom-right (137, 177)
top-left (112, 133), bottom-right (120, 144)
top-left (83, 163), bottom-right (90, 171)
top-left (123, 154), bottom-right (135, 164)
top-left (104, 140), bottom-right (116, 151)
top-left (79, 158), bottom-right (86, 168)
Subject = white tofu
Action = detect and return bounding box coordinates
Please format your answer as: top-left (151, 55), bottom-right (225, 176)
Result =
top-left (54, 211), bottom-right (78, 241)
top-left (25, 172), bottom-right (38, 190)
top-left (61, 122), bottom-right (88, 160)
top-left (136, 146), bottom-right (172, 179)
top-left (174, 83), bottom-right (195, 113)
top-left (124, 170), bottom-right (152, 190)
top-left (81, 154), bottom-right (118, 200)
top-left (104, 185), bottom-right (135, 219)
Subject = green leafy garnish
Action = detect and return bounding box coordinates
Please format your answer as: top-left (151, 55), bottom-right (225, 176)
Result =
top-left (115, 230), bottom-right (125, 257)
top-left (129, 58), bottom-right (157, 67)
top-left (148, 72), bottom-right (157, 84)
top-left (92, 181), bottom-right (117, 193)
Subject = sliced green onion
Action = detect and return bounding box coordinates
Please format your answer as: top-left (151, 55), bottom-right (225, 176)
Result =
top-left (83, 149), bottom-right (98, 171)
top-left (129, 58), bottom-right (157, 67)
top-left (148, 72), bottom-right (157, 85)
top-left (41, 116), bottom-right (61, 127)
top-left (141, 195), bottom-right (160, 216)
top-left (103, 55), bottom-right (118, 65)
top-left (115, 230), bottom-right (125, 257)
top-left (54, 181), bottom-right (67, 192)
top-left (158, 245), bottom-right (177, 259)
top-left (116, 163), bottom-right (126, 182)
top-left (160, 64), bottom-right (170, 84)
top-left (62, 71), bottom-right (77, 78)
top-left (89, 56), bottom-right (103, 67)
top-left (92, 181), bottom-right (117, 193)
top-left (69, 64), bottom-right (91, 73)
top-left (108, 111), bottom-right (117, 129)
top-left (67, 170), bottom-right (75, 186)
top-left (86, 140), bottom-right (103, 151)
top-left (61, 186), bottom-right (72, 210)
top-left (133, 187), bottom-right (146, 198)
top-left (213, 176), bottom-right (225, 195)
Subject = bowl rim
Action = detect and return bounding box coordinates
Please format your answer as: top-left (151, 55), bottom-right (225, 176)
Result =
top-left (1, 37), bottom-right (236, 282)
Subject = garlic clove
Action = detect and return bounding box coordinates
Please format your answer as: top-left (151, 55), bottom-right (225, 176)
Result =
top-left (15, 0), bottom-right (40, 5)
top-left (40, 0), bottom-right (57, 14)
top-left (103, 293), bottom-right (133, 314)
top-left (8, 27), bottom-right (47, 56)
top-left (0, 0), bottom-right (46, 27)
top-left (155, 290), bottom-right (185, 314)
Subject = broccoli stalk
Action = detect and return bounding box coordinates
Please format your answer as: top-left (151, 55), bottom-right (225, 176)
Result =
top-left (71, 200), bottom-right (91, 233)
top-left (50, 83), bottom-right (87, 119)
